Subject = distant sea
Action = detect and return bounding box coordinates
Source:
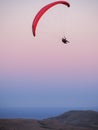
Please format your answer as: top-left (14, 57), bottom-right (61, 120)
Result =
top-left (0, 107), bottom-right (98, 119)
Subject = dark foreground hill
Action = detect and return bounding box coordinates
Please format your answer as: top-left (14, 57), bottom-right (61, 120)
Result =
top-left (0, 110), bottom-right (98, 130)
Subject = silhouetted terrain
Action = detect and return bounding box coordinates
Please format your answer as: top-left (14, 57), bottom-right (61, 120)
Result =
top-left (0, 110), bottom-right (98, 130)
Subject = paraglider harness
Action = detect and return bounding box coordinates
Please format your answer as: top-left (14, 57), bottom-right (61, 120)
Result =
top-left (62, 36), bottom-right (69, 44)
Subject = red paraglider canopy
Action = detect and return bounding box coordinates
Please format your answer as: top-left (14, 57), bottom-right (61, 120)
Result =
top-left (32, 1), bottom-right (70, 36)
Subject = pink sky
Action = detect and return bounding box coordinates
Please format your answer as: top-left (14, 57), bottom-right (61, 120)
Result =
top-left (0, 0), bottom-right (98, 108)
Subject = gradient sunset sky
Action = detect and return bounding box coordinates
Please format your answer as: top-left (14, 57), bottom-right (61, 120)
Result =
top-left (0, 0), bottom-right (98, 108)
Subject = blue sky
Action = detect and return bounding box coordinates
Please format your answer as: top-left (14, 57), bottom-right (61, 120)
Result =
top-left (0, 0), bottom-right (98, 108)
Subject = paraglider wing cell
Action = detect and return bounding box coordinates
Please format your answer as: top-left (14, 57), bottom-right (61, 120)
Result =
top-left (32, 1), bottom-right (70, 36)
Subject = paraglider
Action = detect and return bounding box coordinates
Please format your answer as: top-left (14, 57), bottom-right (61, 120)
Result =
top-left (32, 1), bottom-right (70, 37)
top-left (62, 36), bottom-right (69, 44)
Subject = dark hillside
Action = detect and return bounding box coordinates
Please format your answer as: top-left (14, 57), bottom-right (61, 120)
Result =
top-left (0, 110), bottom-right (98, 130)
